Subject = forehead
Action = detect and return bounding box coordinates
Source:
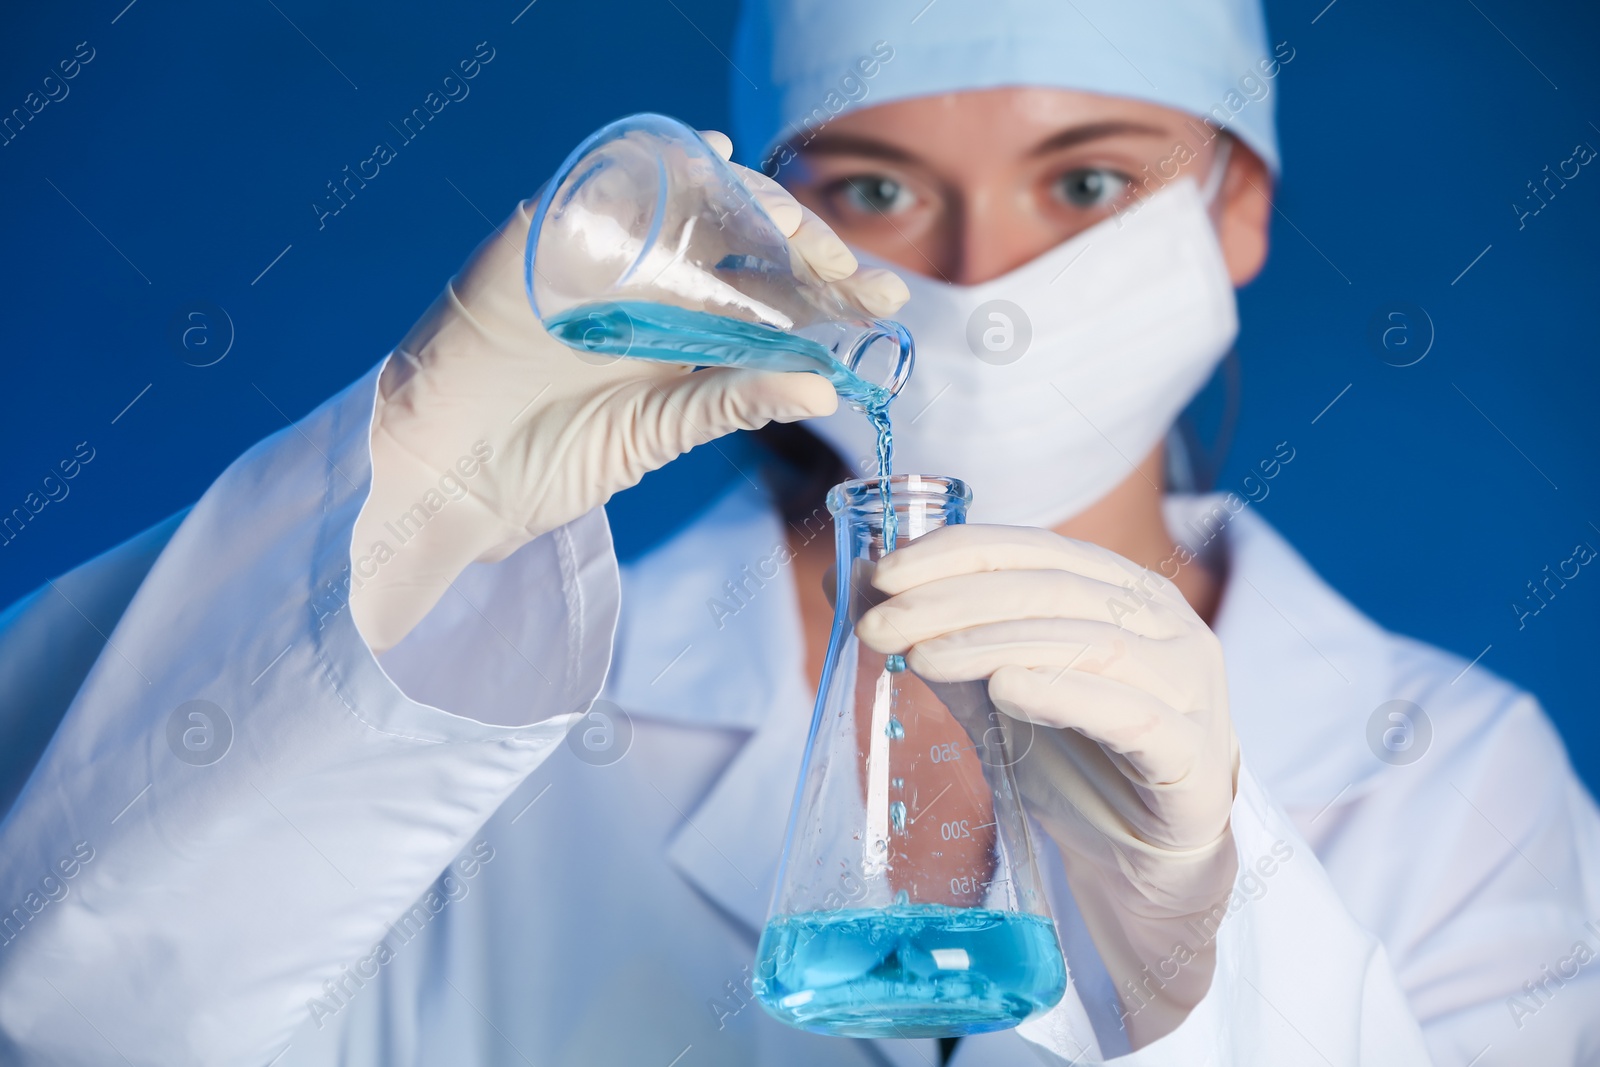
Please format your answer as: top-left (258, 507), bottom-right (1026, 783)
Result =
top-left (795, 87), bottom-right (1192, 170)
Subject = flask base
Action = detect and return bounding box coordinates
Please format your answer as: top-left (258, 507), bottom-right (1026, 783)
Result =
top-left (752, 905), bottom-right (1066, 1038)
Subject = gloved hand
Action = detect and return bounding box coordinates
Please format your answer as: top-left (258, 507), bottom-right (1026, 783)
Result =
top-left (350, 131), bottom-right (909, 653)
top-left (856, 523), bottom-right (1240, 1044)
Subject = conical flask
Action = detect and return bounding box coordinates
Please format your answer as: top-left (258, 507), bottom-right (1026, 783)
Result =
top-left (525, 112), bottom-right (913, 408)
top-left (754, 475), bottom-right (1066, 1039)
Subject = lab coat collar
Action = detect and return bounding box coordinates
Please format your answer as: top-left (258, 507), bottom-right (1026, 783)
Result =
top-left (606, 477), bottom-right (812, 926)
top-left (604, 478), bottom-right (812, 926)
top-left (1165, 494), bottom-right (1397, 811)
top-left (603, 479), bottom-right (811, 732)
top-left (615, 489), bottom-right (1400, 944)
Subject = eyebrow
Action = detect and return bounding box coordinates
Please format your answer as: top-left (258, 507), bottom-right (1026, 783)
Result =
top-left (796, 120), bottom-right (1172, 166)
top-left (1026, 121), bottom-right (1170, 156)
top-left (794, 133), bottom-right (919, 163)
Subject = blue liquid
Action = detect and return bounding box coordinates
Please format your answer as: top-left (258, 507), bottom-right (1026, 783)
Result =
top-left (545, 301), bottom-right (892, 409)
top-left (752, 905), bottom-right (1066, 1038)
top-left (873, 399), bottom-right (903, 673)
top-left (549, 301), bottom-right (907, 669)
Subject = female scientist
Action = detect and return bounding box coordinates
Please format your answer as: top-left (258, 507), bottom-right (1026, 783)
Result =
top-left (1, 0), bottom-right (1596, 1063)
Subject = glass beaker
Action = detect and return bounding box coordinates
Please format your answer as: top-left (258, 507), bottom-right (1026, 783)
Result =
top-left (753, 475), bottom-right (1066, 1039)
top-left (525, 112), bottom-right (913, 410)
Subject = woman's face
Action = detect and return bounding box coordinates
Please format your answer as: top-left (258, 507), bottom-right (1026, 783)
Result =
top-left (778, 86), bottom-right (1273, 287)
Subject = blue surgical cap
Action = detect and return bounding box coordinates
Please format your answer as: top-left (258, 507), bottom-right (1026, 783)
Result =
top-left (729, 0), bottom-right (1282, 176)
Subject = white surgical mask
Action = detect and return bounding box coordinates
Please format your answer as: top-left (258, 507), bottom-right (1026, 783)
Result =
top-left (808, 167), bottom-right (1239, 528)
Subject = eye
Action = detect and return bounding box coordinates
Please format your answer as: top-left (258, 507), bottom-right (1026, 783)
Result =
top-left (833, 175), bottom-right (914, 215)
top-left (1054, 167), bottom-right (1132, 209)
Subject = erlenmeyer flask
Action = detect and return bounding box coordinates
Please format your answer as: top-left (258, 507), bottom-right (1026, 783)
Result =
top-left (525, 113), bottom-right (913, 409)
top-left (754, 475), bottom-right (1066, 1039)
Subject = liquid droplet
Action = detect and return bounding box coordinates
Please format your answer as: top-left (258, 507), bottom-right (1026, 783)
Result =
top-left (886, 653), bottom-right (906, 673)
top-left (885, 717), bottom-right (905, 741)
top-left (874, 839), bottom-right (887, 853)
top-left (894, 889), bottom-right (910, 906)
top-left (891, 777), bottom-right (904, 791)
top-left (890, 800), bottom-right (907, 834)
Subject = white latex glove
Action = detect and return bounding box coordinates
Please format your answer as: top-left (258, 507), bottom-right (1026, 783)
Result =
top-left (856, 523), bottom-right (1240, 1046)
top-left (349, 131), bottom-right (909, 653)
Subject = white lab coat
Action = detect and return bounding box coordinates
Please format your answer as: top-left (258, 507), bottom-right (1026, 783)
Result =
top-left (1, 365), bottom-right (1597, 1067)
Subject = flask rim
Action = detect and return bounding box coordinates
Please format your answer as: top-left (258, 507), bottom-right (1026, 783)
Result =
top-left (826, 475), bottom-right (972, 520)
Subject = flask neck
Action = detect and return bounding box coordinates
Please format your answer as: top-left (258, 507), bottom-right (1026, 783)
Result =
top-left (826, 475), bottom-right (971, 562)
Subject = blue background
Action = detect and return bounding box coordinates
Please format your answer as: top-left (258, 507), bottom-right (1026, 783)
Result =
top-left (1, 0), bottom-right (1596, 788)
